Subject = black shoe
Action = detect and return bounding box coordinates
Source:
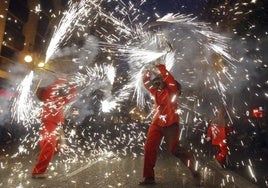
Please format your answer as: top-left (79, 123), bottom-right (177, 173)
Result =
top-left (32, 173), bottom-right (48, 179)
top-left (139, 177), bottom-right (155, 185)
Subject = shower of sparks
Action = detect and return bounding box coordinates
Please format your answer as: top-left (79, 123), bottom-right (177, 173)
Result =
top-left (71, 64), bottom-right (116, 89)
top-left (122, 47), bottom-right (167, 66)
top-left (154, 13), bottom-right (237, 66)
top-left (11, 71), bottom-right (41, 127)
top-left (70, 64), bottom-right (120, 112)
top-left (46, 0), bottom-right (240, 110)
top-left (45, 0), bottom-right (94, 63)
top-left (91, 12), bottom-right (239, 111)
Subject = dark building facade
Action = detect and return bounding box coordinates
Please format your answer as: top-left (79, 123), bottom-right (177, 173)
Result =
top-left (0, 0), bottom-right (66, 80)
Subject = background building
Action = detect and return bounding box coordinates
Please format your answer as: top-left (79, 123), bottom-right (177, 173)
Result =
top-left (0, 0), bottom-right (66, 81)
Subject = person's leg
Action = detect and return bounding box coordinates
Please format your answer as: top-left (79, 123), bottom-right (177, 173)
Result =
top-left (162, 123), bottom-right (180, 152)
top-left (216, 140), bottom-right (228, 164)
top-left (163, 123), bottom-right (196, 174)
top-left (32, 122), bottom-right (58, 175)
top-left (163, 123), bottom-right (203, 186)
top-left (143, 124), bottom-right (163, 178)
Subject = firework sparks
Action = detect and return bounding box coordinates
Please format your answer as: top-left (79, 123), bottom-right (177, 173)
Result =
top-left (11, 71), bottom-right (41, 127)
top-left (45, 0), bottom-right (94, 63)
top-left (71, 64), bottom-right (116, 90)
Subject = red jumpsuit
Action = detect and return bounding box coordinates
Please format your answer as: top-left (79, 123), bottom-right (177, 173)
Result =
top-left (32, 79), bottom-right (77, 175)
top-left (142, 64), bottom-right (195, 178)
top-left (207, 123), bottom-right (232, 164)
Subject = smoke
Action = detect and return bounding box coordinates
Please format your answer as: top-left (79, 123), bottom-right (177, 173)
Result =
top-left (49, 35), bottom-right (99, 67)
top-left (46, 35), bottom-right (100, 75)
top-left (0, 63), bottom-right (29, 126)
top-left (0, 95), bottom-right (13, 126)
top-left (0, 64), bottom-right (30, 142)
top-left (6, 63), bottom-right (29, 85)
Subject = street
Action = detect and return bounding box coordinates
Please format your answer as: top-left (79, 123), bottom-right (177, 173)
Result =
top-left (0, 143), bottom-right (259, 188)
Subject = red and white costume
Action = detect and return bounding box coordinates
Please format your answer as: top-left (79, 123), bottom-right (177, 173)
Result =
top-left (32, 79), bottom-right (77, 175)
top-left (142, 64), bottom-right (195, 179)
top-left (207, 122), bottom-right (232, 164)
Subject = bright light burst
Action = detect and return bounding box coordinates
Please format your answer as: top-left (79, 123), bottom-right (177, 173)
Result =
top-left (101, 99), bottom-right (118, 113)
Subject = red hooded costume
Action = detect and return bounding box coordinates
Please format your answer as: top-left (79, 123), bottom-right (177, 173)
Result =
top-left (207, 122), bottom-right (232, 164)
top-left (143, 64), bottom-right (179, 127)
top-left (142, 64), bottom-right (196, 179)
top-left (32, 78), bottom-right (77, 175)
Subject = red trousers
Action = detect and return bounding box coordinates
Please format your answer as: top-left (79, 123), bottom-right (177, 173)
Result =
top-left (214, 140), bottom-right (228, 164)
top-left (143, 123), bottom-right (195, 178)
top-left (32, 121), bottom-right (58, 174)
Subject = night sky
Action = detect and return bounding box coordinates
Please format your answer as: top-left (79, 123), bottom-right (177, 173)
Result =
top-left (141, 0), bottom-right (206, 16)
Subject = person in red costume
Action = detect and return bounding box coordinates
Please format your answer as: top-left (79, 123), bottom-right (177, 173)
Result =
top-left (206, 107), bottom-right (233, 167)
top-left (32, 77), bottom-right (77, 178)
top-left (139, 62), bottom-right (201, 185)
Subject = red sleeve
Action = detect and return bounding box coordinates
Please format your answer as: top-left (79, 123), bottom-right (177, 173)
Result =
top-left (157, 64), bottom-right (177, 92)
top-left (59, 85), bottom-right (77, 104)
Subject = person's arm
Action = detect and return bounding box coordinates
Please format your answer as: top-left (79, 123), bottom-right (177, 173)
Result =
top-left (68, 85), bottom-right (77, 102)
top-left (46, 82), bottom-right (77, 105)
top-left (60, 84), bottom-right (77, 104)
top-left (41, 85), bottom-right (54, 101)
top-left (157, 64), bottom-right (177, 91)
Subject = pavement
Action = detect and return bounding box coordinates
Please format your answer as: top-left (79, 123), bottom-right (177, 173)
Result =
top-left (0, 145), bottom-right (259, 188)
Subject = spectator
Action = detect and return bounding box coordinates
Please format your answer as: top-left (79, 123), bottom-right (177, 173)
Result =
top-left (206, 107), bottom-right (232, 167)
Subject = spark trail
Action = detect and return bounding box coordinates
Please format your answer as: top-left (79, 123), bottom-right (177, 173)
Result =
top-left (11, 71), bottom-right (41, 128)
top-left (45, 0), bottom-right (95, 63)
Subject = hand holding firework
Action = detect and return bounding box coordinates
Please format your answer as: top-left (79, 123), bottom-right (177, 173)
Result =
top-left (147, 59), bottom-right (161, 72)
